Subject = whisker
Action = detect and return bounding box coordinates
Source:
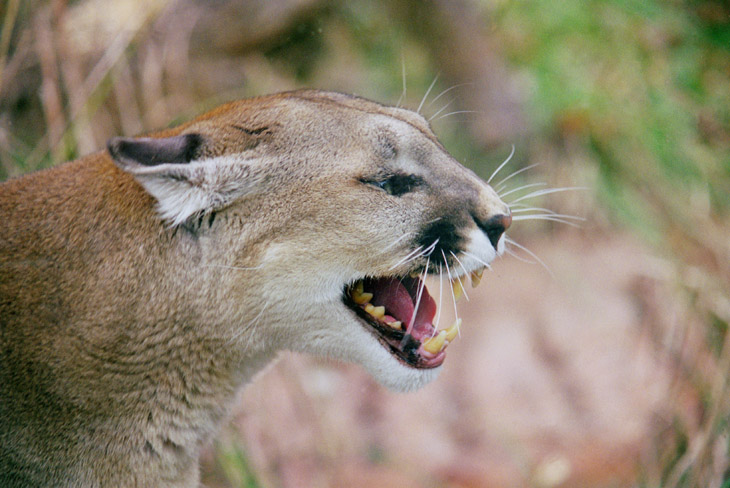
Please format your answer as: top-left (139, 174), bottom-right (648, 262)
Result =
top-left (396, 56), bottom-right (407, 108)
top-left (493, 162), bottom-right (539, 189)
top-left (426, 82), bottom-right (472, 111)
top-left (512, 215), bottom-right (585, 227)
top-left (432, 109), bottom-right (480, 121)
top-left (434, 264), bottom-right (444, 330)
top-left (225, 302), bottom-right (269, 345)
top-left (204, 263), bottom-right (264, 271)
top-left (510, 206), bottom-right (559, 214)
top-left (441, 250), bottom-right (459, 322)
top-left (449, 251), bottom-right (470, 301)
top-left (381, 232), bottom-right (413, 252)
top-left (499, 182), bottom-right (547, 199)
top-left (389, 239), bottom-right (439, 272)
top-left (462, 251), bottom-right (493, 270)
top-left (406, 256), bottom-right (430, 338)
top-left (505, 248), bottom-right (536, 264)
top-left (506, 237), bottom-right (554, 277)
top-left (389, 245), bottom-right (424, 271)
top-left (508, 186), bottom-right (588, 205)
top-left (487, 144), bottom-right (516, 184)
top-left (417, 74), bottom-right (439, 114)
top-left (428, 99), bottom-right (454, 122)
top-left (511, 209), bottom-right (585, 221)
top-left (423, 238), bottom-right (440, 257)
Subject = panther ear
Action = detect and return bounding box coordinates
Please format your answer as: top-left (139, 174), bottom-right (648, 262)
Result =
top-left (108, 134), bottom-right (260, 226)
top-left (108, 134), bottom-right (203, 167)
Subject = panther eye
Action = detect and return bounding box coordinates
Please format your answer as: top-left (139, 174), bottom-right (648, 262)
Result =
top-left (366, 174), bottom-right (422, 197)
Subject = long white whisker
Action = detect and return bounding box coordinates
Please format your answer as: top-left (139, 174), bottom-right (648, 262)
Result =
top-left (428, 99), bottom-right (454, 122)
top-left (423, 238), bottom-right (440, 256)
top-left (441, 250), bottom-right (459, 321)
top-left (389, 245), bottom-right (424, 271)
top-left (487, 144), bottom-right (516, 184)
top-left (204, 263), bottom-right (264, 271)
top-left (417, 74), bottom-right (439, 114)
top-left (406, 256), bottom-right (430, 338)
top-left (226, 302), bottom-right (269, 345)
top-left (449, 251), bottom-right (470, 301)
top-left (390, 239), bottom-right (440, 272)
top-left (512, 210), bottom-right (585, 220)
top-left (499, 182), bottom-right (547, 199)
top-left (512, 215), bottom-right (585, 227)
top-left (462, 251), bottom-right (493, 270)
top-left (510, 206), bottom-right (560, 214)
top-left (506, 248), bottom-right (536, 264)
top-left (508, 186), bottom-right (589, 205)
top-left (396, 56), bottom-right (407, 108)
top-left (426, 82), bottom-right (472, 110)
top-left (494, 162), bottom-right (539, 189)
top-left (382, 232), bottom-right (413, 252)
top-left (506, 237), bottom-right (554, 277)
top-left (433, 110), bottom-right (480, 121)
top-left (434, 264), bottom-right (444, 330)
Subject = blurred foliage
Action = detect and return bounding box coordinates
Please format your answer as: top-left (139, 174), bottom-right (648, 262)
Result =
top-left (492, 0), bottom-right (730, 242)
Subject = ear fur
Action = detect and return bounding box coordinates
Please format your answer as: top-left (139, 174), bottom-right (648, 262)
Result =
top-left (108, 134), bottom-right (260, 227)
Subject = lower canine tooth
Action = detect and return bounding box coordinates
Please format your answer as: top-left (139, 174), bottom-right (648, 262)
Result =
top-left (423, 330), bottom-right (448, 354)
top-left (445, 318), bottom-right (461, 342)
top-left (471, 270), bottom-right (482, 287)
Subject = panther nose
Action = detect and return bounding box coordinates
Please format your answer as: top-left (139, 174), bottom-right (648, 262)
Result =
top-left (479, 213), bottom-right (512, 249)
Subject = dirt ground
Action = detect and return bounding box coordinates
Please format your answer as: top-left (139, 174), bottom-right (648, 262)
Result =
top-left (201, 228), bottom-right (696, 487)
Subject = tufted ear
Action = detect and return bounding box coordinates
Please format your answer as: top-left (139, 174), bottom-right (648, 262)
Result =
top-left (108, 134), bottom-right (259, 227)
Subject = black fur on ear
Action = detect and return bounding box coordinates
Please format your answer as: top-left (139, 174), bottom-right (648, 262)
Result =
top-left (107, 133), bottom-right (203, 167)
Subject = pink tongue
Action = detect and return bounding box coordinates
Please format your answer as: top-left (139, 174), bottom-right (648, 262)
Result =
top-left (369, 278), bottom-right (436, 336)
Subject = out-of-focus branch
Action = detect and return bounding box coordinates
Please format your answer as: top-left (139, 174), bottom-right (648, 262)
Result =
top-left (388, 0), bottom-right (527, 148)
top-left (0, 0), bottom-right (21, 96)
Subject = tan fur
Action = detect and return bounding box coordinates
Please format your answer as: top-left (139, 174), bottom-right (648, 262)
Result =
top-left (0, 90), bottom-right (510, 487)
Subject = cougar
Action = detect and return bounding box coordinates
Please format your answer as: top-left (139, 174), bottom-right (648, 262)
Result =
top-left (0, 90), bottom-right (511, 487)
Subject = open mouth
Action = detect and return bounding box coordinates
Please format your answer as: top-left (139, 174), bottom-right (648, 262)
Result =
top-left (343, 270), bottom-right (483, 369)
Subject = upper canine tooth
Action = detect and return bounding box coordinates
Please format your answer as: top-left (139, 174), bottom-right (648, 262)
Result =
top-left (451, 279), bottom-right (464, 301)
top-left (352, 290), bottom-right (373, 305)
top-left (471, 267), bottom-right (485, 288)
top-left (445, 318), bottom-right (461, 342)
top-left (422, 330), bottom-right (448, 354)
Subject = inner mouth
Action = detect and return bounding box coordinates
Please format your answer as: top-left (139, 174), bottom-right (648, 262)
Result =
top-left (343, 276), bottom-right (463, 369)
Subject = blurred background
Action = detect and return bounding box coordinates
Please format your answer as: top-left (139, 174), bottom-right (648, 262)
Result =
top-left (1, 0), bottom-right (729, 486)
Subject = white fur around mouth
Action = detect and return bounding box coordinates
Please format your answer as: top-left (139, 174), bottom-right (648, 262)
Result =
top-left (342, 269), bottom-right (485, 369)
